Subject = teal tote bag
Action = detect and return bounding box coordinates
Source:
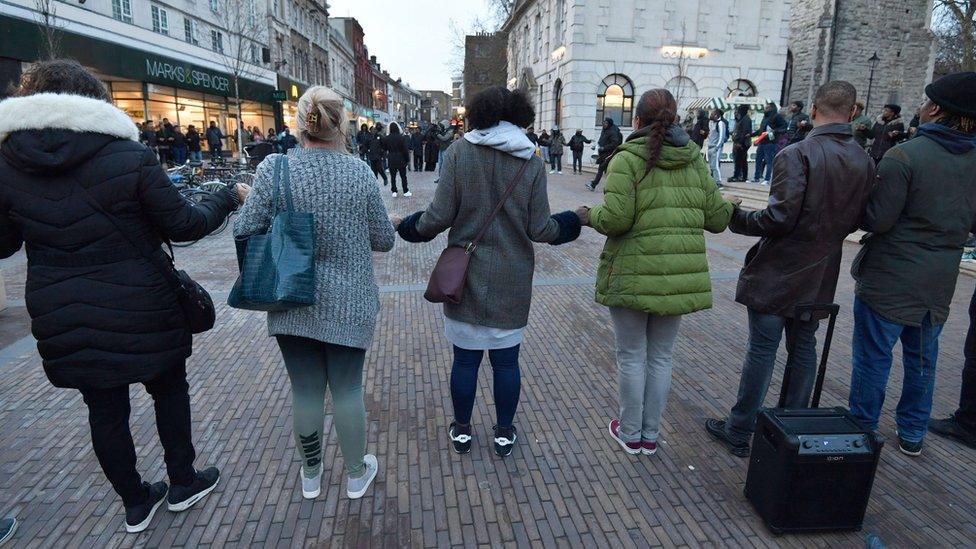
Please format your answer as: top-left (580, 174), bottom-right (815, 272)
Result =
top-left (228, 155), bottom-right (316, 311)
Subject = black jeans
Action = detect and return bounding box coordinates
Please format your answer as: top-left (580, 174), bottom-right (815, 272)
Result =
top-left (732, 144), bottom-right (749, 180)
top-left (390, 166), bottom-right (408, 193)
top-left (957, 288), bottom-right (976, 431)
top-left (370, 158), bottom-right (387, 184)
top-left (550, 154), bottom-right (562, 172)
top-left (209, 144), bottom-right (222, 163)
top-left (591, 155), bottom-right (609, 187)
top-left (413, 151), bottom-right (424, 171)
top-left (79, 364), bottom-right (196, 508)
top-left (572, 150), bottom-right (583, 172)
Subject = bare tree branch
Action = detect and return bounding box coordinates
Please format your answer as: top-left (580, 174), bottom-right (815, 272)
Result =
top-left (934, 0), bottom-right (976, 73)
top-left (33, 0), bottom-right (64, 60)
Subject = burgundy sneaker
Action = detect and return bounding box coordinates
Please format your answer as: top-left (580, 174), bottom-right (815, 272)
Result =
top-left (641, 440), bottom-right (658, 455)
top-left (608, 420), bottom-right (642, 455)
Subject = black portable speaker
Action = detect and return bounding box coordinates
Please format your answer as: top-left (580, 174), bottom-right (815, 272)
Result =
top-left (743, 304), bottom-right (885, 534)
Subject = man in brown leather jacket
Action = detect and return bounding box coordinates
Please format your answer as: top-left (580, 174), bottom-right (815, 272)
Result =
top-left (705, 81), bottom-right (876, 456)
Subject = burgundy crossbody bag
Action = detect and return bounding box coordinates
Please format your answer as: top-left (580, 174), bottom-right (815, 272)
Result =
top-left (424, 159), bottom-right (531, 304)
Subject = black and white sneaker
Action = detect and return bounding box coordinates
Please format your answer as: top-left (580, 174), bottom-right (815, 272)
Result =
top-left (449, 422), bottom-right (472, 454)
top-left (125, 481), bottom-right (168, 533)
top-left (167, 467), bottom-right (220, 512)
top-left (493, 425), bottom-right (517, 457)
top-left (896, 431), bottom-right (923, 457)
top-left (0, 517), bottom-right (15, 545)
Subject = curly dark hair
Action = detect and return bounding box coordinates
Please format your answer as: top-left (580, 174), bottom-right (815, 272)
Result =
top-left (465, 86), bottom-right (535, 130)
top-left (15, 59), bottom-right (110, 101)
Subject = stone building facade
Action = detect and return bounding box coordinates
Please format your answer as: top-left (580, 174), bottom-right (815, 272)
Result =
top-left (463, 32), bottom-right (509, 102)
top-left (419, 90), bottom-right (453, 125)
top-left (501, 0), bottom-right (792, 136)
top-left (786, 0), bottom-right (936, 116)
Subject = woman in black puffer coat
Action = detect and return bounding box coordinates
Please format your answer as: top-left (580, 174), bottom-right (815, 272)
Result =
top-left (0, 61), bottom-right (248, 533)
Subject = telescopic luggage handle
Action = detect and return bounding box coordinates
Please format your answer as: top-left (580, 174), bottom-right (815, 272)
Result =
top-left (777, 303), bottom-right (841, 409)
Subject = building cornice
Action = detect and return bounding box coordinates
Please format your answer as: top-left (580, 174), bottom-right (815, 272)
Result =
top-left (500, 0), bottom-right (537, 33)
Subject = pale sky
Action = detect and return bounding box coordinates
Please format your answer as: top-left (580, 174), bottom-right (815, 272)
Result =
top-left (327, 0), bottom-right (496, 93)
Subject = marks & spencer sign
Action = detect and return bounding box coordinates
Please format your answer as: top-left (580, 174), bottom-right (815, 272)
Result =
top-left (145, 60), bottom-right (231, 93)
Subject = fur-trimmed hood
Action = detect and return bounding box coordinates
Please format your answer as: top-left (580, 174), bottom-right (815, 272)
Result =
top-left (0, 93), bottom-right (140, 143)
top-left (0, 93), bottom-right (140, 175)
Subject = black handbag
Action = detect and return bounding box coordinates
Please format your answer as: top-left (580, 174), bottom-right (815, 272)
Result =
top-left (75, 183), bottom-right (216, 334)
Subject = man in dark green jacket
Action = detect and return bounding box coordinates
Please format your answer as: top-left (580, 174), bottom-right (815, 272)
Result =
top-left (849, 71), bottom-right (976, 457)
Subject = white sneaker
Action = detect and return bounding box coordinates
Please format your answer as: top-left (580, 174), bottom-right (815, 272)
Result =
top-left (300, 464), bottom-right (323, 499)
top-left (557, 171), bottom-right (563, 174)
top-left (346, 454), bottom-right (378, 499)
top-left (549, 169), bottom-right (556, 174)
top-left (404, 191), bottom-right (412, 197)
top-left (391, 192), bottom-right (398, 197)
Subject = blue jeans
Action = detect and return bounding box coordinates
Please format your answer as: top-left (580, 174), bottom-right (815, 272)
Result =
top-left (450, 345), bottom-right (521, 428)
top-left (171, 146), bottom-right (187, 166)
top-left (753, 141), bottom-right (776, 182)
top-left (188, 150), bottom-right (202, 162)
top-left (849, 297), bottom-right (944, 442)
top-left (727, 309), bottom-right (820, 437)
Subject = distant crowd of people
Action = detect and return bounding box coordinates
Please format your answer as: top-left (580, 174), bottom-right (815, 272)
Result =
top-left (139, 120), bottom-right (300, 167)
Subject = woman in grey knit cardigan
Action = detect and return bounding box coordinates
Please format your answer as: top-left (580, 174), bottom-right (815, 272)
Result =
top-left (234, 87), bottom-right (395, 500)
top-left (396, 87), bottom-right (581, 457)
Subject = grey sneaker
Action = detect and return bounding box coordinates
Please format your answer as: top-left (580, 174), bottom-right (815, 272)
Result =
top-left (300, 463), bottom-right (323, 499)
top-left (346, 454), bottom-right (378, 499)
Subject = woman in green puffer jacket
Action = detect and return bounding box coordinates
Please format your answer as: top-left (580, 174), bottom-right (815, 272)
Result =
top-left (579, 88), bottom-right (734, 456)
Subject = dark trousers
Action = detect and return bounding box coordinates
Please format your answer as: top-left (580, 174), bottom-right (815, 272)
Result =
top-left (370, 158), bottom-right (387, 184)
top-left (572, 150), bottom-right (583, 172)
top-left (451, 345), bottom-right (521, 428)
top-left (550, 154), bottom-right (562, 172)
top-left (390, 166), bottom-right (408, 192)
top-left (171, 146), bottom-right (187, 166)
top-left (413, 151), bottom-right (424, 171)
top-left (753, 142), bottom-right (775, 181)
top-left (958, 288), bottom-right (976, 430)
top-left (79, 364), bottom-right (196, 508)
top-left (209, 144), bottom-right (222, 163)
top-left (591, 155), bottom-right (610, 187)
top-left (732, 144), bottom-right (749, 180)
top-left (726, 309), bottom-right (820, 438)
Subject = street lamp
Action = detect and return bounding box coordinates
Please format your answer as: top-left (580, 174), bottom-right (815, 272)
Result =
top-left (866, 52), bottom-right (880, 111)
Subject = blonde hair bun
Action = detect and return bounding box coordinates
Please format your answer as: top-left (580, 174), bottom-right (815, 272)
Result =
top-left (296, 86), bottom-right (347, 146)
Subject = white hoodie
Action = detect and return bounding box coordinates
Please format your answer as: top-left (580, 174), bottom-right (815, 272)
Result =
top-left (463, 121), bottom-right (536, 160)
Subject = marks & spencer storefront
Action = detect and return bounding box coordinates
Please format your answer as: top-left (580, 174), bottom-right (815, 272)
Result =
top-left (0, 14), bottom-right (277, 145)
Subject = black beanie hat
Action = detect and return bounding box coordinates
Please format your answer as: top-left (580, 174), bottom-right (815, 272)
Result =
top-left (925, 72), bottom-right (976, 118)
top-left (883, 104), bottom-right (901, 116)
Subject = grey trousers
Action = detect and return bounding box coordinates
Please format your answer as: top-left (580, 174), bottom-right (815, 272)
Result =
top-left (726, 309), bottom-right (820, 438)
top-left (609, 307), bottom-right (683, 443)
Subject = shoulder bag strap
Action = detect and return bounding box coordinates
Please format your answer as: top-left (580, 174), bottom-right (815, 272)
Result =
top-left (468, 157), bottom-right (531, 252)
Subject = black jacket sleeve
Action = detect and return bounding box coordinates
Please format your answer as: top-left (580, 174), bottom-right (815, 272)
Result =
top-left (0, 207), bottom-right (23, 259)
top-left (136, 148), bottom-right (238, 242)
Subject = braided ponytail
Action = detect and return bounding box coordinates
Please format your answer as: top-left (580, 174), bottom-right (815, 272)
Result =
top-left (634, 89), bottom-right (678, 176)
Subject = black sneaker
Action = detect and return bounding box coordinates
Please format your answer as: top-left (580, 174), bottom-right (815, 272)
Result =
top-left (449, 422), bottom-right (473, 454)
top-left (586, 182), bottom-right (596, 192)
top-left (167, 467), bottom-right (220, 512)
top-left (125, 481), bottom-right (168, 533)
top-left (929, 416), bottom-right (976, 450)
top-left (897, 435), bottom-right (923, 457)
top-left (704, 418), bottom-right (751, 457)
top-left (493, 425), bottom-right (517, 457)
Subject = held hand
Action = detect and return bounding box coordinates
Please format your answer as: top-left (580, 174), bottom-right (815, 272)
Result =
top-left (236, 183), bottom-right (252, 204)
top-left (389, 215), bottom-right (402, 229)
top-left (723, 193), bottom-right (742, 207)
top-left (574, 206), bottom-right (591, 226)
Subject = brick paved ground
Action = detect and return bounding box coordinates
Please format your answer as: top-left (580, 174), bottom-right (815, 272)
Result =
top-left (1, 167), bottom-right (975, 548)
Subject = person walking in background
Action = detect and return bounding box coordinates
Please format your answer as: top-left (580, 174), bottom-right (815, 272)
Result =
top-left (0, 60), bottom-right (247, 533)
top-left (170, 125), bottom-right (187, 166)
top-left (568, 129), bottom-right (592, 174)
top-left (729, 105), bottom-right (752, 182)
top-left (851, 101), bottom-right (873, 150)
top-left (706, 108), bottom-right (729, 187)
top-left (186, 125), bottom-right (202, 162)
top-left (267, 128), bottom-right (279, 152)
top-left (586, 118), bottom-right (623, 191)
top-left (383, 122), bottom-right (411, 197)
top-left (356, 124), bottom-right (371, 161)
top-left (435, 121), bottom-right (454, 180)
top-left (410, 126), bottom-right (425, 171)
top-left (549, 127), bottom-right (565, 174)
top-left (234, 86), bottom-right (394, 500)
top-left (279, 126), bottom-right (299, 153)
top-left (848, 73), bottom-right (976, 457)
top-left (158, 119), bottom-right (173, 167)
top-left (366, 123), bottom-right (388, 185)
top-left (525, 126), bottom-right (539, 149)
top-left (394, 86), bottom-right (581, 458)
top-left (578, 89), bottom-right (734, 456)
top-left (704, 81), bottom-right (875, 457)
top-left (785, 100), bottom-right (812, 145)
top-left (869, 104), bottom-right (905, 163)
top-left (424, 124), bottom-right (439, 171)
top-left (691, 109), bottom-right (710, 149)
top-left (140, 121), bottom-right (159, 161)
top-left (205, 121), bottom-right (224, 163)
top-left (751, 101), bottom-right (787, 185)
top-left (537, 129), bottom-right (551, 166)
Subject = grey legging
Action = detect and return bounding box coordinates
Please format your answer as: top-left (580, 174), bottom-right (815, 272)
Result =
top-left (276, 335), bottom-right (367, 477)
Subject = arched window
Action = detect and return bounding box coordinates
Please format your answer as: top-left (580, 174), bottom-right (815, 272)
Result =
top-left (596, 74), bottom-right (634, 127)
top-left (665, 76), bottom-right (699, 108)
top-left (727, 79), bottom-right (758, 98)
top-left (553, 79), bottom-right (563, 129)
